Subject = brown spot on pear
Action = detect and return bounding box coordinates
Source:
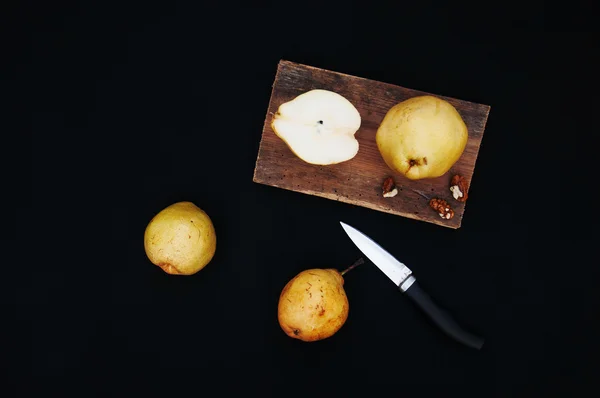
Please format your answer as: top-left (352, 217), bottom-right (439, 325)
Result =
top-left (277, 268), bottom-right (349, 342)
top-left (144, 201), bottom-right (217, 276)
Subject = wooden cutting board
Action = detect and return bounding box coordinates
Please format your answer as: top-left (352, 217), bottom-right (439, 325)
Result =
top-left (253, 60), bottom-right (490, 229)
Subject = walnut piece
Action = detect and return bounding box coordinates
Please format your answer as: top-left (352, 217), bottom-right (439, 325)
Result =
top-left (382, 177), bottom-right (398, 198)
top-left (449, 174), bottom-right (469, 202)
top-left (429, 198), bottom-right (454, 220)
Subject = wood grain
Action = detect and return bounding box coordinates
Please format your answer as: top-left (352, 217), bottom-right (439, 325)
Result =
top-left (253, 60), bottom-right (490, 229)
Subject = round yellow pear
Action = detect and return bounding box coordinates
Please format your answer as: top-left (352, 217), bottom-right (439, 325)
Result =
top-left (376, 95), bottom-right (468, 180)
top-left (144, 201), bottom-right (216, 275)
top-left (278, 268), bottom-right (349, 342)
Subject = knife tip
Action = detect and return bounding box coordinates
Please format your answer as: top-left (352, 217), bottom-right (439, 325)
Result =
top-left (340, 221), bottom-right (354, 234)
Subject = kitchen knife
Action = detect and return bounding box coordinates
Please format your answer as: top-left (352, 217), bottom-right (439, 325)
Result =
top-left (340, 221), bottom-right (484, 350)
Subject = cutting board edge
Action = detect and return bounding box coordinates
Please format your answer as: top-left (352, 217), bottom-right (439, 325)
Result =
top-left (278, 59), bottom-right (493, 110)
top-left (251, 175), bottom-right (463, 230)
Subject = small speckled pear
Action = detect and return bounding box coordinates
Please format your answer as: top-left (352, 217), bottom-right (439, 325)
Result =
top-left (277, 259), bottom-right (363, 342)
top-left (144, 201), bottom-right (216, 275)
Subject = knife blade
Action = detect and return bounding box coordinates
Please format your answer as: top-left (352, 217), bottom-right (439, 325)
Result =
top-left (340, 221), bottom-right (484, 350)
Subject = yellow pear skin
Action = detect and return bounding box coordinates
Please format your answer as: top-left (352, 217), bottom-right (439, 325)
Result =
top-left (278, 268), bottom-right (349, 342)
top-left (144, 201), bottom-right (216, 275)
top-left (376, 95), bottom-right (468, 180)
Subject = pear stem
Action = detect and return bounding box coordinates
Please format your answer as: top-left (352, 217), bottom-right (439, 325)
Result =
top-left (341, 258), bottom-right (364, 276)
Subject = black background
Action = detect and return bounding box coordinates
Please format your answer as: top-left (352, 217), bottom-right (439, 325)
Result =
top-left (7, 0), bottom-right (599, 396)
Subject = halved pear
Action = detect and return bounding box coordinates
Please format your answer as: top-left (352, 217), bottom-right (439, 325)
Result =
top-left (271, 89), bottom-right (361, 165)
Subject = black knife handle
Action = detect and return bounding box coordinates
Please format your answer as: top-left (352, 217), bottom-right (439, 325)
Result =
top-left (404, 281), bottom-right (484, 350)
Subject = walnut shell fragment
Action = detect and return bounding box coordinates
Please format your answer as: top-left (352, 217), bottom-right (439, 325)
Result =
top-left (382, 177), bottom-right (398, 198)
top-left (449, 174), bottom-right (469, 202)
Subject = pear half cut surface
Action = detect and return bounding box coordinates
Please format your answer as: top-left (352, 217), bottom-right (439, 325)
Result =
top-left (271, 89), bottom-right (361, 165)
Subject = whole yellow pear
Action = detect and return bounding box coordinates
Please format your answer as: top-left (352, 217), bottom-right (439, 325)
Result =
top-left (144, 201), bottom-right (216, 275)
top-left (278, 268), bottom-right (349, 342)
top-left (376, 95), bottom-right (468, 180)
